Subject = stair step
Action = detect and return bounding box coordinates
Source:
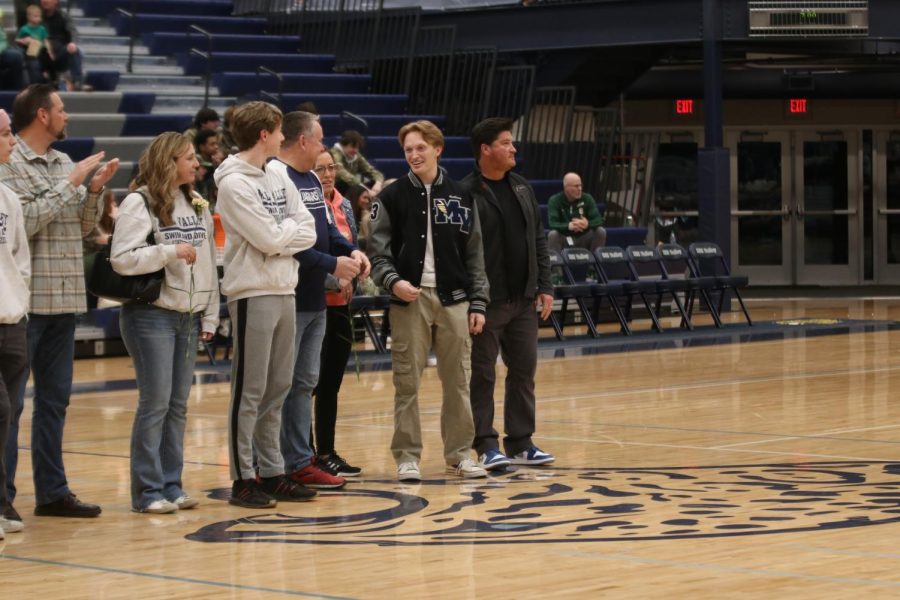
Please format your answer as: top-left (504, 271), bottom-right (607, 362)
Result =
top-left (118, 74), bottom-right (204, 86)
top-left (81, 44), bottom-right (150, 56)
top-left (80, 34), bottom-right (131, 46)
top-left (83, 54), bottom-right (173, 67)
top-left (116, 85), bottom-right (220, 96)
top-left (79, 25), bottom-right (117, 36)
top-left (151, 96), bottom-right (236, 113)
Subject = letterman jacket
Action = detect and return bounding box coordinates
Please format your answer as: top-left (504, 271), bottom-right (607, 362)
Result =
top-left (367, 167), bottom-right (488, 313)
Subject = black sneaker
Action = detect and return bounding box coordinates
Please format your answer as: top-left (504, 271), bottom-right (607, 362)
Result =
top-left (258, 474), bottom-right (317, 502)
top-left (3, 504), bottom-right (22, 524)
top-left (318, 453), bottom-right (362, 477)
top-left (229, 479), bottom-right (276, 509)
top-left (34, 493), bottom-right (101, 518)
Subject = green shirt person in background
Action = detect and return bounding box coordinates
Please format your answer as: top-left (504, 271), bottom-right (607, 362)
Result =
top-left (546, 171), bottom-right (607, 252)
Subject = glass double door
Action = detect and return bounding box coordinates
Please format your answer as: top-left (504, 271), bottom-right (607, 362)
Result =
top-left (874, 132), bottom-right (900, 283)
top-left (729, 129), bottom-right (860, 285)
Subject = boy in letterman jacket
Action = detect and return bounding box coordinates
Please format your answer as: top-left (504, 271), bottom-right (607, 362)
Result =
top-left (367, 120), bottom-right (490, 482)
top-left (213, 102), bottom-right (318, 508)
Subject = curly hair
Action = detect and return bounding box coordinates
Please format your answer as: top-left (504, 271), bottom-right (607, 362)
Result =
top-left (129, 132), bottom-right (193, 227)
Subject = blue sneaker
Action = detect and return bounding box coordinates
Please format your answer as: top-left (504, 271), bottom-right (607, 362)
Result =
top-left (479, 448), bottom-right (511, 471)
top-left (510, 446), bottom-right (555, 465)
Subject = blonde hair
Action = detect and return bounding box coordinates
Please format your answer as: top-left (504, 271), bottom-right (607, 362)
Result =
top-left (130, 132), bottom-right (193, 227)
top-left (397, 120), bottom-right (444, 150)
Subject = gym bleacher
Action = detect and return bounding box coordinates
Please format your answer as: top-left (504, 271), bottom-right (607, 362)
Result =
top-left (0, 0), bottom-right (655, 353)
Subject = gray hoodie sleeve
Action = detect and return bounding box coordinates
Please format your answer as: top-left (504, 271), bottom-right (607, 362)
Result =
top-left (366, 197), bottom-right (401, 293)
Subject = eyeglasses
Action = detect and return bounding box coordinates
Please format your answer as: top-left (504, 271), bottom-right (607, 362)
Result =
top-left (313, 164), bottom-right (339, 175)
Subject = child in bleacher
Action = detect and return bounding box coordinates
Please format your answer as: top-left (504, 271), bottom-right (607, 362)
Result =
top-left (15, 5), bottom-right (52, 86)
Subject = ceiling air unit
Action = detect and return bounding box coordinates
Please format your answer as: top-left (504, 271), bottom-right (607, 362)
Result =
top-left (748, 1), bottom-right (868, 37)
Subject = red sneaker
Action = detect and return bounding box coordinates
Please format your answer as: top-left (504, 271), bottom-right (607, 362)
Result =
top-left (289, 461), bottom-right (346, 489)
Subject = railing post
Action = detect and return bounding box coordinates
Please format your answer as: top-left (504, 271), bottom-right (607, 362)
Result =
top-left (188, 25), bottom-right (213, 108)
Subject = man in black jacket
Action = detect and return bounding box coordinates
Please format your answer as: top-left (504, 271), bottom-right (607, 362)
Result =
top-left (368, 120), bottom-right (489, 482)
top-left (463, 117), bottom-right (555, 471)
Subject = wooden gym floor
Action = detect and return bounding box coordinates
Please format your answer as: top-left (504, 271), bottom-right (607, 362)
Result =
top-left (4, 297), bottom-right (900, 598)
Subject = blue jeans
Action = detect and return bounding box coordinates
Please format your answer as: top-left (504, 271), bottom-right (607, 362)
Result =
top-left (5, 313), bottom-right (76, 506)
top-left (120, 304), bottom-right (198, 510)
top-left (281, 310), bottom-right (326, 473)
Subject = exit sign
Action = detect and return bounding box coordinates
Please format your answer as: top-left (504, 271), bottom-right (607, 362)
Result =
top-left (675, 99), bottom-right (694, 115)
top-left (786, 98), bottom-right (812, 118)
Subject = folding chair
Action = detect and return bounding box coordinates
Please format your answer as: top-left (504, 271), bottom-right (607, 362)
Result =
top-left (656, 243), bottom-right (723, 328)
top-left (546, 250), bottom-right (594, 339)
top-left (350, 294), bottom-right (392, 353)
top-left (560, 247), bottom-right (631, 336)
top-left (594, 246), bottom-right (664, 333)
top-left (625, 245), bottom-right (693, 331)
top-left (688, 242), bottom-right (753, 326)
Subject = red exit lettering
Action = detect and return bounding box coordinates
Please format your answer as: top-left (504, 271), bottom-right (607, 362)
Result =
top-left (675, 99), bottom-right (694, 115)
top-left (789, 98), bottom-right (808, 114)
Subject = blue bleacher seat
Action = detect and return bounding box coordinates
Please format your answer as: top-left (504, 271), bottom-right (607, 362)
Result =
top-left (606, 226), bottom-right (647, 249)
top-left (80, 0), bottom-right (233, 18)
top-left (122, 114), bottom-right (193, 136)
top-left (178, 53), bottom-right (336, 77)
top-left (109, 13), bottom-right (267, 37)
top-left (272, 93), bottom-right (407, 115)
top-left (319, 115), bottom-right (445, 137)
top-left (348, 136), bottom-right (470, 161)
top-left (215, 72), bottom-right (371, 97)
top-left (52, 138), bottom-right (95, 161)
top-left (530, 179), bottom-right (560, 204)
top-left (145, 33), bottom-right (301, 56)
top-left (85, 71), bottom-right (120, 92)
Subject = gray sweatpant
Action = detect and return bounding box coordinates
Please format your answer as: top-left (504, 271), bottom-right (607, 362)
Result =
top-left (227, 294), bottom-right (296, 480)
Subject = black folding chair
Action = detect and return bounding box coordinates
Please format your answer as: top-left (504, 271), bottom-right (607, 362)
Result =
top-left (688, 242), bottom-right (753, 326)
top-left (594, 246), bottom-right (664, 333)
top-left (560, 247), bottom-right (631, 336)
top-left (547, 250), bottom-right (596, 339)
top-left (656, 243), bottom-right (723, 328)
top-left (625, 245), bottom-right (693, 331)
top-left (350, 294), bottom-right (392, 353)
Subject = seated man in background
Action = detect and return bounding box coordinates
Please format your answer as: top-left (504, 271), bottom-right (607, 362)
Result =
top-left (331, 130), bottom-right (384, 195)
top-left (184, 107), bottom-right (220, 145)
top-left (194, 128), bottom-right (223, 209)
top-left (546, 172), bottom-right (606, 253)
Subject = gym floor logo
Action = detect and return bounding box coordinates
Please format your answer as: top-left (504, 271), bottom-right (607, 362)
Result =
top-left (186, 461), bottom-right (900, 546)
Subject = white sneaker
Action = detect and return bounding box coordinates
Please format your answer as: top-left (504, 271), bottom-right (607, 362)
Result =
top-left (397, 461), bottom-right (421, 482)
top-left (0, 517), bottom-right (24, 533)
top-left (135, 499), bottom-right (178, 514)
top-left (447, 458), bottom-right (487, 479)
top-left (172, 495), bottom-right (199, 510)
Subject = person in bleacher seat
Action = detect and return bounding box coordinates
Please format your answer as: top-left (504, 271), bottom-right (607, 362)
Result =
top-left (183, 107), bottom-right (220, 146)
top-left (194, 128), bottom-right (223, 210)
top-left (110, 132), bottom-right (219, 514)
top-left (15, 4), bottom-right (51, 87)
top-left (0, 25), bottom-right (27, 91)
top-left (464, 117), bottom-right (555, 471)
top-left (331, 129), bottom-right (384, 195)
top-left (40, 0), bottom-right (87, 91)
top-left (546, 171), bottom-right (607, 253)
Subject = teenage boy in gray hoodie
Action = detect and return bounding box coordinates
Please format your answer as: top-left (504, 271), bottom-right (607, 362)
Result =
top-left (214, 102), bottom-right (318, 508)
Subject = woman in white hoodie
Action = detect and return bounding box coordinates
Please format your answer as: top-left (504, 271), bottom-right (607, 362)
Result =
top-left (0, 108), bottom-right (29, 537)
top-left (111, 132), bottom-right (219, 514)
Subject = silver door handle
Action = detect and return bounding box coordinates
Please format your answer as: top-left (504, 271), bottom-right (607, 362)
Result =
top-left (877, 208), bottom-right (900, 215)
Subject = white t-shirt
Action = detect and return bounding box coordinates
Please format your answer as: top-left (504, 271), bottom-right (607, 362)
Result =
top-left (420, 183), bottom-right (436, 287)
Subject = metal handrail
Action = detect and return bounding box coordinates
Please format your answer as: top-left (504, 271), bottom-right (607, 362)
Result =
top-left (256, 66), bottom-right (283, 109)
top-left (188, 25), bottom-right (213, 108)
top-left (260, 90), bottom-right (280, 108)
top-left (339, 110), bottom-right (368, 135)
top-left (114, 5), bottom-right (137, 74)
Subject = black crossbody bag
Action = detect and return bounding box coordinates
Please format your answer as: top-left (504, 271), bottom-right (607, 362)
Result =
top-left (87, 190), bottom-right (165, 304)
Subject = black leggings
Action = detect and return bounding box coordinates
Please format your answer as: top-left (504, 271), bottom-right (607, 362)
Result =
top-left (314, 304), bottom-right (353, 456)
